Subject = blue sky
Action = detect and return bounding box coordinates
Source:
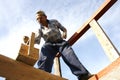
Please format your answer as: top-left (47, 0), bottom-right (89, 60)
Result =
top-left (0, 0), bottom-right (120, 80)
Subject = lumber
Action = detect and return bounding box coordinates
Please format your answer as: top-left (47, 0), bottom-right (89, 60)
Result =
top-left (16, 43), bottom-right (39, 66)
top-left (89, 57), bottom-right (120, 80)
top-left (68, 0), bottom-right (117, 45)
top-left (89, 19), bottom-right (119, 62)
top-left (16, 32), bottom-right (39, 66)
top-left (0, 54), bottom-right (67, 80)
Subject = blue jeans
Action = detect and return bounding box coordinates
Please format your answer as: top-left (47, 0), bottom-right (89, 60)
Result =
top-left (37, 40), bottom-right (89, 76)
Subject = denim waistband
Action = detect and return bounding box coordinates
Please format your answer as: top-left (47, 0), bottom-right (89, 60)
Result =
top-left (46, 39), bottom-right (63, 43)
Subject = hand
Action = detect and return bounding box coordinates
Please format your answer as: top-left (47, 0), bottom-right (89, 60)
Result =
top-left (23, 36), bottom-right (29, 45)
top-left (62, 31), bottom-right (67, 39)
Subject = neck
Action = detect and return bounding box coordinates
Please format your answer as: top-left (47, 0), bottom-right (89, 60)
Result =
top-left (42, 21), bottom-right (48, 27)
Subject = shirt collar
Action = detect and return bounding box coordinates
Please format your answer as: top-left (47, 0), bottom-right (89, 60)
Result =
top-left (40, 19), bottom-right (49, 29)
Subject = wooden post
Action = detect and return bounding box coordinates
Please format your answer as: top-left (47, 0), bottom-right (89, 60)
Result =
top-left (29, 32), bottom-right (35, 57)
top-left (16, 32), bottom-right (39, 66)
top-left (54, 57), bottom-right (62, 77)
top-left (89, 19), bottom-right (119, 62)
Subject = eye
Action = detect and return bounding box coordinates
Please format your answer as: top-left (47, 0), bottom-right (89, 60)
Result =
top-left (37, 18), bottom-right (40, 20)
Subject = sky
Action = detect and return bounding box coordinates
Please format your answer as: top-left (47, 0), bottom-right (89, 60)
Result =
top-left (0, 0), bottom-right (120, 80)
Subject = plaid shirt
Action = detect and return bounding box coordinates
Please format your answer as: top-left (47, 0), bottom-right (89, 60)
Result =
top-left (35, 19), bottom-right (66, 44)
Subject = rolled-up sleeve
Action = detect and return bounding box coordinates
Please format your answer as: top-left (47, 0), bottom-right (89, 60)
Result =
top-left (55, 20), bottom-right (66, 32)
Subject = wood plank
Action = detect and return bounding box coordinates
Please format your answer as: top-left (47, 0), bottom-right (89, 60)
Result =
top-left (89, 57), bottom-right (120, 80)
top-left (54, 57), bottom-right (62, 77)
top-left (29, 32), bottom-right (35, 56)
top-left (16, 44), bottom-right (39, 66)
top-left (18, 43), bottom-right (29, 55)
top-left (16, 32), bottom-right (39, 66)
top-left (0, 54), bottom-right (67, 80)
top-left (89, 19), bottom-right (119, 62)
top-left (68, 0), bottom-right (117, 45)
top-left (16, 53), bottom-right (38, 66)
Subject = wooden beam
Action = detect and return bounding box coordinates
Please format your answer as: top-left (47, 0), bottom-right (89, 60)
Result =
top-left (16, 43), bottom-right (39, 66)
top-left (92, 0), bottom-right (117, 20)
top-left (89, 57), bottom-right (120, 80)
top-left (89, 19), bottom-right (119, 62)
top-left (0, 54), bottom-right (67, 80)
top-left (16, 32), bottom-right (39, 66)
top-left (68, 0), bottom-right (117, 45)
top-left (54, 57), bottom-right (62, 77)
top-left (28, 32), bottom-right (37, 57)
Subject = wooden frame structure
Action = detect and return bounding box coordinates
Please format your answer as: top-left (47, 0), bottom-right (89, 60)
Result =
top-left (0, 55), bottom-right (67, 80)
top-left (55, 0), bottom-right (120, 78)
top-left (68, 0), bottom-right (119, 62)
top-left (0, 0), bottom-right (119, 80)
top-left (0, 32), bottom-right (67, 80)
